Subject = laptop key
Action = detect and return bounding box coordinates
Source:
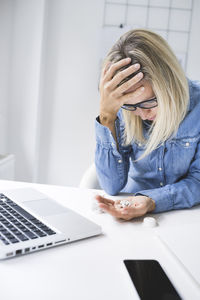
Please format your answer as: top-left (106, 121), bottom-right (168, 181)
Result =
top-left (33, 230), bottom-right (47, 237)
top-left (6, 233), bottom-right (15, 238)
top-left (5, 233), bottom-right (19, 243)
top-left (0, 195), bottom-right (57, 242)
top-left (0, 234), bottom-right (10, 245)
top-left (39, 226), bottom-right (56, 235)
top-left (9, 238), bottom-right (20, 244)
top-left (45, 230), bottom-right (56, 235)
top-left (10, 227), bottom-right (24, 235)
top-left (31, 221), bottom-right (56, 233)
top-left (10, 205), bottom-right (35, 221)
top-left (16, 234), bottom-right (29, 241)
top-left (4, 199), bottom-right (17, 206)
top-left (4, 199), bottom-right (13, 204)
top-left (25, 231), bottom-right (38, 239)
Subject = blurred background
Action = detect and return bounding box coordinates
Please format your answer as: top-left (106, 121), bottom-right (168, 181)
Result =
top-left (0, 0), bottom-right (199, 187)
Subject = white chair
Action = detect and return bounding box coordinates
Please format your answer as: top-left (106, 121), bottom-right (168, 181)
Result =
top-left (79, 163), bottom-right (101, 189)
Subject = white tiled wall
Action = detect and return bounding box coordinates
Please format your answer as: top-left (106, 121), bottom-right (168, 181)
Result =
top-left (169, 10), bottom-right (191, 31)
top-left (108, 0), bottom-right (127, 3)
top-left (150, 0), bottom-right (171, 7)
top-left (148, 7), bottom-right (169, 30)
top-left (168, 31), bottom-right (188, 52)
top-left (102, 0), bottom-right (194, 71)
top-left (104, 3), bottom-right (126, 25)
top-left (128, 0), bottom-right (149, 5)
top-left (127, 6), bottom-right (148, 27)
top-left (171, 0), bottom-right (192, 9)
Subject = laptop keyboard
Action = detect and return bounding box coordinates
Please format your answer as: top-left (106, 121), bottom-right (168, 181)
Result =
top-left (0, 193), bottom-right (56, 246)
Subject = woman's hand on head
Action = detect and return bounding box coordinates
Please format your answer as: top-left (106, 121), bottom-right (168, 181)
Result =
top-left (99, 58), bottom-right (144, 123)
top-left (95, 195), bottom-right (155, 221)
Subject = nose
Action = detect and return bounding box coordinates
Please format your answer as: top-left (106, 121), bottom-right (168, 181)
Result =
top-left (133, 108), bottom-right (151, 120)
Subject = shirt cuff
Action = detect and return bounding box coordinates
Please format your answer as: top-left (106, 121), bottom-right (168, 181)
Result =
top-left (135, 185), bottom-right (174, 213)
top-left (95, 116), bottom-right (120, 147)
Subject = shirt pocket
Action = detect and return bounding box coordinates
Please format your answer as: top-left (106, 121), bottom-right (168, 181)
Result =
top-left (169, 136), bottom-right (200, 176)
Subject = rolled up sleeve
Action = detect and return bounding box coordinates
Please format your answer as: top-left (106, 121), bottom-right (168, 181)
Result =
top-left (136, 142), bottom-right (200, 213)
top-left (95, 116), bottom-right (132, 195)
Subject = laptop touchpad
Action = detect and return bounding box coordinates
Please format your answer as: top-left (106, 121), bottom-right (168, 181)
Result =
top-left (23, 199), bottom-right (70, 217)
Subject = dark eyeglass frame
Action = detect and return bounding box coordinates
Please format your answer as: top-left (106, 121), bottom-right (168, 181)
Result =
top-left (121, 97), bottom-right (158, 111)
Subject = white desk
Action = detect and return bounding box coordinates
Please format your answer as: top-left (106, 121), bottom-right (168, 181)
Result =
top-left (0, 180), bottom-right (200, 300)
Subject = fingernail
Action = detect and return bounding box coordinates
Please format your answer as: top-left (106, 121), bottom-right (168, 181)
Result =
top-left (134, 63), bottom-right (140, 69)
top-left (140, 87), bottom-right (145, 92)
top-left (126, 57), bottom-right (131, 62)
top-left (136, 72), bottom-right (143, 78)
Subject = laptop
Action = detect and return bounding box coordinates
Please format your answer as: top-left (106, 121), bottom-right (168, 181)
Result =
top-left (0, 188), bottom-right (102, 259)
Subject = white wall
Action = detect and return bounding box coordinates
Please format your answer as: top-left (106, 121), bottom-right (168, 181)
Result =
top-left (6, 0), bottom-right (45, 181)
top-left (0, 0), bottom-right (13, 154)
top-left (36, 0), bottom-right (103, 186)
top-left (0, 0), bottom-right (200, 187)
top-left (2, 0), bottom-right (104, 186)
top-left (187, 0), bottom-right (200, 80)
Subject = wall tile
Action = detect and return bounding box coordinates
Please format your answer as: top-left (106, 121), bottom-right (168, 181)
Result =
top-left (149, 0), bottom-right (171, 8)
top-left (152, 29), bottom-right (168, 39)
top-left (103, 0), bottom-right (194, 72)
top-left (127, 6), bottom-right (148, 27)
top-left (148, 7), bottom-right (169, 30)
top-left (128, 0), bottom-right (149, 5)
top-left (171, 0), bottom-right (192, 9)
top-left (168, 31), bottom-right (188, 52)
top-left (169, 10), bottom-right (191, 31)
top-left (108, 0), bottom-right (127, 4)
top-left (104, 3), bottom-right (126, 25)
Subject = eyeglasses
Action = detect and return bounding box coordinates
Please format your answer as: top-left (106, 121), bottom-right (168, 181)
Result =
top-left (121, 97), bottom-right (158, 111)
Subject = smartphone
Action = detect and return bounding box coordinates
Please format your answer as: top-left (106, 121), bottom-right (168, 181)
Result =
top-left (124, 259), bottom-right (182, 300)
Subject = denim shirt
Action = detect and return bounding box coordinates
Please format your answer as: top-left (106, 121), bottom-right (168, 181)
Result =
top-left (95, 79), bottom-right (200, 213)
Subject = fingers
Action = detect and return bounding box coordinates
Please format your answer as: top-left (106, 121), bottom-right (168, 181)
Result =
top-left (101, 60), bottom-right (144, 102)
top-left (95, 196), bottom-right (148, 221)
top-left (98, 197), bottom-right (147, 220)
top-left (95, 195), bottom-right (125, 218)
top-left (103, 57), bottom-right (132, 82)
top-left (110, 63), bottom-right (141, 89)
top-left (97, 198), bottom-right (134, 220)
top-left (98, 202), bottom-right (123, 218)
top-left (95, 195), bottom-right (115, 205)
top-left (100, 203), bottom-right (138, 220)
top-left (116, 71), bottom-right (143, 95)
top-left (120, 206), bottom-right (146, 220)
top-left (101, 61), bottom-right (112, 77)
top-left (121, 86), bottom-right (145, 105)
top-left (99, 57), bottom-right (145, 118)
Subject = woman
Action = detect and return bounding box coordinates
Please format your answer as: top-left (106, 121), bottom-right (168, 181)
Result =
top-left (95, 29), bottom-right (200, 220)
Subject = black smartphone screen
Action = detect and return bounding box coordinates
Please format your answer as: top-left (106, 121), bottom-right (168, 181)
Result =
top-left (124, 259), bottom-right (182, 300)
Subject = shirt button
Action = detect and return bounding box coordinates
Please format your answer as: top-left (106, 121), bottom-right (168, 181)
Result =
top-left (158, 167), bottom-right (162, 171)
top-left (138, 143), bottom-right (142, 147)
top-left (160, 182), bottom-right (163, 186)
top-left (118, 159), bottom-right (122, 163)
top-left (111, 142), bottom-right (115, 147)
top-left (185, 142), bottom-right (190, 147)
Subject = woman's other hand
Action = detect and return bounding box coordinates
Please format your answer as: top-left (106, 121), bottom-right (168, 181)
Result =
top-left (95, 195), bottom-right (155, 221)
top-left (99, 58), bottom-right (144, 124)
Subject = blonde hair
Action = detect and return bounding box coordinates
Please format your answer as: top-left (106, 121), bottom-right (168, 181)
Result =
top-left (103, 29), bottom-right (189, 159)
